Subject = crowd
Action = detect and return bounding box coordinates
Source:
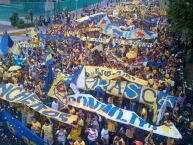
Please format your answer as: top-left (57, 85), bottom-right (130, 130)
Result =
top-left (0, 0), bottom-right (193, 145)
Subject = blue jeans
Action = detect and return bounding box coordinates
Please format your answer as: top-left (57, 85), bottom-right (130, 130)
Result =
top-left (87, 139), bottom-right (95, 145)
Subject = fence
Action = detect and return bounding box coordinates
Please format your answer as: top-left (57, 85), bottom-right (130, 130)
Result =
top-left (0, 0), bottom-right (103, 21)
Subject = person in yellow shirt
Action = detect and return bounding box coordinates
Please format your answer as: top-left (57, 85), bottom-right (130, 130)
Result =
top-left (164, 119), bottom-right (175, 145)
top-left (26, 108), bottom-right (34, 129)
top-left (140, 106), bottom-right (148, 121)
top-left (74, 137), bottom-right (86, 145)
top-left (31, 118), bottom-right (41, 136)
top-left (189, 121), bottom-right (193, 129)
top-left (68, 115), bottom-right (84, 141)
top-left (126, 125), bottom-right (135, 145)
top-left (41, 119), bottom-right (53, 145)
top-left (68, 106), bottom-right (76, 114)
top-left (107, 119), bottom-right (117, 144)
top-left (144, 131), bottom-right (155, 145)
top-left (113, 133), bottom-right (126, 145)
top-left (107, 120), bottom-right (117, 133)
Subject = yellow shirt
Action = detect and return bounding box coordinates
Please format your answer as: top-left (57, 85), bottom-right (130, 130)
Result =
top-left (69, 107), bottom-right (76, 114)
top-left (113, 136), bottom-right (126, 145)
top-left (153, 83), bottom-right (158, 90)
top-left (31, 121), bottom-right (41, 133)
top-left (190, 121), bottom-right (193, 129)
top-left (68, 119), bottom-right (84, 141)
top-left (107, 120), bottom-right (116, 133)
top-left (167, 138), bottom-right (174, 145)
top-left (74, 140), bottom-right (86, 145)
top-left (78, 119), bottom-right (84, 128)
top-left (26, 112), bottom-right (33, 125)
top-left (42, 124), bottom-right (53, 138)
top-left (126, 127), bottom-right (135, 138)
top-left (141, 108), bottom-right (147, 120)
top-left (68, 127), bottom-right (79, 141)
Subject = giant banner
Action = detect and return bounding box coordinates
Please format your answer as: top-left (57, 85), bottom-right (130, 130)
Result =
top-left (84, 78), bottom-right (176, 109)
top-left (51, 73), bottom-right (176, 109)
top-left (68, 94), bottom-right (182, 139)
top-left (0, 110), bottom-right (48, 145)
top-left (0, 84), bottom-right (77, 124)
top-left (85, 66), bottom-right (148, 86)
top-left (79, 37), bottom-right (153, 47)
top-left (103, 25), bottom-right (157, 40)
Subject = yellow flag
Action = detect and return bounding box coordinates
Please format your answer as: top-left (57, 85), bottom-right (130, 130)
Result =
top-left (31, 28), bottom-right (39, 44)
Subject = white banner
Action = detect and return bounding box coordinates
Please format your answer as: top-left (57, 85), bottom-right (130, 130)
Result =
top-left (68, 94), bottom-right (182, 139)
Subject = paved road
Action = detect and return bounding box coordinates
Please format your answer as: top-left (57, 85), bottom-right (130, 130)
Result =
top-left (0, 34), bottom-right (30, 42)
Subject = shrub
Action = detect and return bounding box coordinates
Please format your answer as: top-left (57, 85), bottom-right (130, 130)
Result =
top-left (16, 19), bottom-right (25, 28)
top-left (10, 12), bottom-right (19, 26)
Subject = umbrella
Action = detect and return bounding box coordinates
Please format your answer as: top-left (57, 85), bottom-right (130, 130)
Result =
top-left (8, 65), bottom-right (21, 72)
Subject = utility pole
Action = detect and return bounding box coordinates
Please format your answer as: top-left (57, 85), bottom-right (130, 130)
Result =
top-left (75, 0), bottom-right (78, 19)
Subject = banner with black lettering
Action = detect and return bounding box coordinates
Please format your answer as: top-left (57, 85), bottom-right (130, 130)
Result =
top-left (0, 84), bottom-right (77, 125)
top-left (85, 66), bottom-right (148, 86)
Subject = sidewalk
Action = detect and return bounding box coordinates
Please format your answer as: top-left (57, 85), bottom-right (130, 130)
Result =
top-left (0, 27), bottom-right (33, 36)
top-left (0, 0), bottom-right (119, 37)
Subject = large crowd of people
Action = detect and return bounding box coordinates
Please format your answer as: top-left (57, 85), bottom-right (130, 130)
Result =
top-left (0, 0), bottom-right (193, 145)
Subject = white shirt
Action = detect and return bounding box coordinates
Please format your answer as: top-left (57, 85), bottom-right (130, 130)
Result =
top-left (101, 128), bottom-right (109, 140)
top-left (51, 101), bottom-right (59, 110)
top-left (56, 130), bottom-right (66, 142)
top-left (87, 128), bottom-right (98, 141)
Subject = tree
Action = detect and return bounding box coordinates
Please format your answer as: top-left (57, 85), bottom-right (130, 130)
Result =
top-left (167, 0), bottom-right (193, 62)
top-left (10, 12), bottom-right (19, 27)
top-left (167, 0), bottom-right (193, 46)
top-left (28, 10), bottom-right (33, 23)
top-left (26, 10), bottom-right (33, 23)
top-left (16, 19), bottom-right (25, 28)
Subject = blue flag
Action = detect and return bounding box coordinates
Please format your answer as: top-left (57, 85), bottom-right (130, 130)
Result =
top-left (0, 110), bottom-right (47, 144)
top-left (0, 32), bottom-right (14, 56)
top-left (44, 66), bottom-right (55, 93)
top-left (45, 50), bottom-right (55, 67)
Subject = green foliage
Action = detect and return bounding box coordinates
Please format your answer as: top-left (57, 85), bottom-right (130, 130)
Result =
top-left (16, 19), bottom-right (25, 28)
top-left (167, 0), bottom-right (193, 44)
top-left (28, 10), bottom-right (33, 23)
top-left (10, 12), bottom-right (34, 28)
top-left (10, 12), bottom-right (19, 26)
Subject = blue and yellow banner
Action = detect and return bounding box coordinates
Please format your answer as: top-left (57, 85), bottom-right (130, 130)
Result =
top-left (102, 25), bottom-right (157, 40)
top-left (0, 84), bottom-right (77, 125)
top-left (79, 36), bottom-right (153, 47)
top-left (0, 110), bottom-right (47, 145)
top-left (85, 66), bottom-right (148, 86)
top-left (84, 78), bottom-right (175, 109)
top-left (103, 25), bottom-right (123, 37)
top-left (48, 74), bottom-right (68, 103)
top-left (50, 73), bottom-right (176, 109)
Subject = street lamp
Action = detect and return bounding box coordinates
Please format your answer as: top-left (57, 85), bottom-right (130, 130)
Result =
top-left (75, 0), bottom-right (78, 20)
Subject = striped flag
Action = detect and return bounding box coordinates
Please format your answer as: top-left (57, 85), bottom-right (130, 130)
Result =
top-left (156, 96), bottom-right (168, 125)
top-left (45, 50), bottom-right (55, 67)
top-left (70, 66), bottom-right (86, 94)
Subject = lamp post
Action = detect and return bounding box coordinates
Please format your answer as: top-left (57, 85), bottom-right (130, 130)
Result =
top-left (75, 0), bottom-right (78, 20)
